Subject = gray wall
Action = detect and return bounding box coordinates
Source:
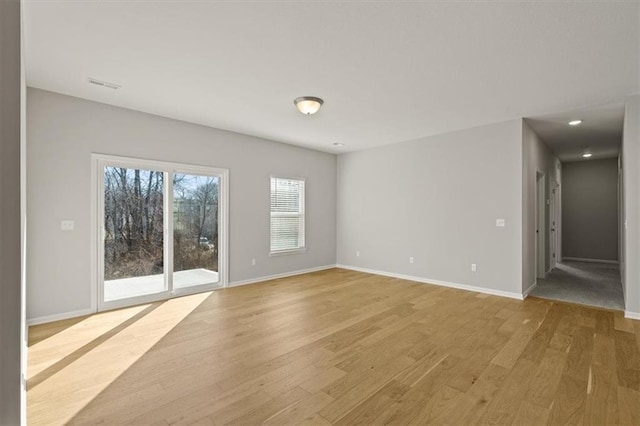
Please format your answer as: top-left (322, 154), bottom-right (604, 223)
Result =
top-left (562, 158), bottom-right (619, 262)
top-left (522, 121), bottom-right (561, 290)
top-left (0, 1), bottom-right (24, 424)
top-left (27, 88), bottom-right (337, 321)
top-left (622, 94), bottom-right (640, 315)
top-left (337, 119), bottom-right (523, 296)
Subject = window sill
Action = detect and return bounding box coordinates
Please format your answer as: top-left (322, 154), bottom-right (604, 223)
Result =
top-left (269, 248), bottom-right (307, 257)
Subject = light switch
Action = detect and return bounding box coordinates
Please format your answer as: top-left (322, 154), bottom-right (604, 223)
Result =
top-left (61, 220), bottom-right (75, 231)
top-left (496, 218), bottom-right (506, 227)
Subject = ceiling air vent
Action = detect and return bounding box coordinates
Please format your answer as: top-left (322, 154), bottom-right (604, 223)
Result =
top-left (88, 78), bottom-right (121, 90)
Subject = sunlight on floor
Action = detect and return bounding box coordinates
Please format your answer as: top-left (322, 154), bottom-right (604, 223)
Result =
top-left (27, 292), bottom-right (213, 425)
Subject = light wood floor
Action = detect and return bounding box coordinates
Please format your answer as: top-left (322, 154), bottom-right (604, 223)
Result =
top-left (28, 268), bottom-right (640, 425)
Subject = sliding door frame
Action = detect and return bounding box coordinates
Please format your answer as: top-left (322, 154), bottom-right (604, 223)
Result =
top-left (91, 153), bottom-right (229, 312)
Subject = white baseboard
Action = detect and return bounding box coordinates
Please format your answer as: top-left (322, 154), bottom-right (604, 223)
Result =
top-left (523, 281), bottom-right (537, 299)
top-left (26, 264), bottom-right (534, 325)
top-left (27, 266), bottom-right (337, 325)
top-left (336, 264), bottom-right (524, 300)
top-left (562, 257), bottom-right (619, 265)
top-left (625, 311), bottom-right (640, 320)
top-left (27, 308), bottom-right (95, 326)
top-left (228, 264), bottom-right (337, 288)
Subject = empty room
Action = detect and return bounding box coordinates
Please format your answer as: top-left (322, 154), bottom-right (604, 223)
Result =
top-left (1, 1), bottom-right (640, 425)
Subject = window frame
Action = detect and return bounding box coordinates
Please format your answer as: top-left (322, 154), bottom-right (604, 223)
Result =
top-left (269, 175), bottom-right (307, 256)
top-left (91, 153), bottom-right (229, 312)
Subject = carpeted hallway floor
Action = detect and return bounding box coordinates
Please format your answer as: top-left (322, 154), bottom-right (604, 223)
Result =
top-left (530, 260), bottom-right (624, 310)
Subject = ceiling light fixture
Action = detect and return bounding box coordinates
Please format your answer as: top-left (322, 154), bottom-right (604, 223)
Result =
top-left (582, 151), bottom-right (592, 158)
top-left (294, 96), bottom-right (324, 115)
top-left (568, 120), bottom-right (583, 126)
top-left (332, 142), bottom-right (345, 147)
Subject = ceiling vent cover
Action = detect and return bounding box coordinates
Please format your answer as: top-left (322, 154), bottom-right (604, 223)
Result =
top-left (88, 78), bottom-right (121, 90)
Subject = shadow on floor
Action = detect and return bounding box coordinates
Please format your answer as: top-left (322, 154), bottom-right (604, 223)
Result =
top-left (28, 315), bottom-right (91, 347)
top-left (530, 260), bottom-right (624, 311)
top-left (28, 302), bottom-right (163, 390)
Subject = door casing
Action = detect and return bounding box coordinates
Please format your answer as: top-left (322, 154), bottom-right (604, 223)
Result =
top-left (91, 153), bottom-right (229, 312)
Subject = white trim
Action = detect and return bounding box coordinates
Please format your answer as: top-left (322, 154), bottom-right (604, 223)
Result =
top-left (229, 265), bottom-right (335, 288)
top-left (28, 264), bottom-right (532, 325)
top-left (165, 170), bottom-right (173, 297)
top-left (89, 156), bottom-right (99, 314)
top-left (269, 248), bottom-right (307, 257)
top-left (336, 264), bottom-right (524, 300)
top-left (624, 311), bottom-right (640, 320)
top-left (523, 281), bottom-right (537, 298)
top-left (27, 308), bottom-right (95, 326)
top-left (562, 257), bottom-right (619, 265)
top-left (269, 175), bottom-right (306, 255)
top-left (92, 153), bottom-right (230, 312)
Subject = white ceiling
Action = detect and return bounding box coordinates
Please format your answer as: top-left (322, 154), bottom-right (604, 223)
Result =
top-left (24, 1), bottom-right (640, 154)
top-left (526, 103), bottom-right (625, 162)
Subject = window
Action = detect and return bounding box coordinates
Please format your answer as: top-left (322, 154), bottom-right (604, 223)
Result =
top-left (270, 176), bottom-right (305, 254)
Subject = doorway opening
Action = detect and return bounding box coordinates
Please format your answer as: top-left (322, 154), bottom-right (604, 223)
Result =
top-left (535, 171), bottom-right (546, 280)
top-left (529, 158), bottom-right (624, 311)
top-left (92, 154), bottom-right (228, 312)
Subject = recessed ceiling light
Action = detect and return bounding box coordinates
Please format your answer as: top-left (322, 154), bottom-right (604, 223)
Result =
top-left (294, 96), bottom-right (324, 115)
top-left (583, 153), bottom-right (592, 158)
top-left (568, 120), bottom-right (582, 126)
top-left (332, 142), bottom-right (345, 147)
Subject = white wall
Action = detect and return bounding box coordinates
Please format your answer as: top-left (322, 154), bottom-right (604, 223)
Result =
top-left (622, 94), bottom-right (640, 316)
top-left (522, 120), bottom-right (560, 291)
top-left (337, 119), bottom-right (523, 297)
top-left (0, 1), bottom-right (24, 424)
top-left (27, 88), bottom-right (337, 321)
top-left (562, 158), bottom-right (619, 262)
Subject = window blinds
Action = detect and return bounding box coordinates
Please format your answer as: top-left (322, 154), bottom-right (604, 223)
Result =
top-left (270, 177), bottom-right (305, 253)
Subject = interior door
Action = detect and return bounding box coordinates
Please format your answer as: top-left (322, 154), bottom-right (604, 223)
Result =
top-left (536, 172), bottom-right (546, 279)
top-left (549, 184), bottom-right (557, 269)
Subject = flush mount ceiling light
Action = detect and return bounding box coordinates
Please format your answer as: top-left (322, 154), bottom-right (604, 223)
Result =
top-left (568, 120), bottom-right (583, 126)
top-left (294, 96), bottom-right (324, 115)
top-left (583, 151), bottom-right (592, 158)
top-left (332, 142), bottom-right (345, 147)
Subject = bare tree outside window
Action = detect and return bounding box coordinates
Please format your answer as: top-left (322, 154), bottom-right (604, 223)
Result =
top-left (103, 168), bottom-right (219, 282)
top-left (173, 173), bottom-right (219, 274)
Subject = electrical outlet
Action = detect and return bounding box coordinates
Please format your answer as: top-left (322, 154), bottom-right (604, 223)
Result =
top-left (496, 218), bottom-right (506, 227)
top-left (409, 256), bottom-right (414, 264)
top-left (356, 250), bottom-right (360, 257)
top-left (471, 263), bottom-right (477, 272)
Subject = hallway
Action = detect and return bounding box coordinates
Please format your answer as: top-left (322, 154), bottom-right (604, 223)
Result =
top-left (530, 260), bottom-right (624, 311)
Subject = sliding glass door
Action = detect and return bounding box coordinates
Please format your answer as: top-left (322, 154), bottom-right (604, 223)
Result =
top-left (172, 173), bottom-right (220, 290)
top-left (103, 166), bottom-right (166, 302)
top-left (94, 155), bottom-right (228, 311)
